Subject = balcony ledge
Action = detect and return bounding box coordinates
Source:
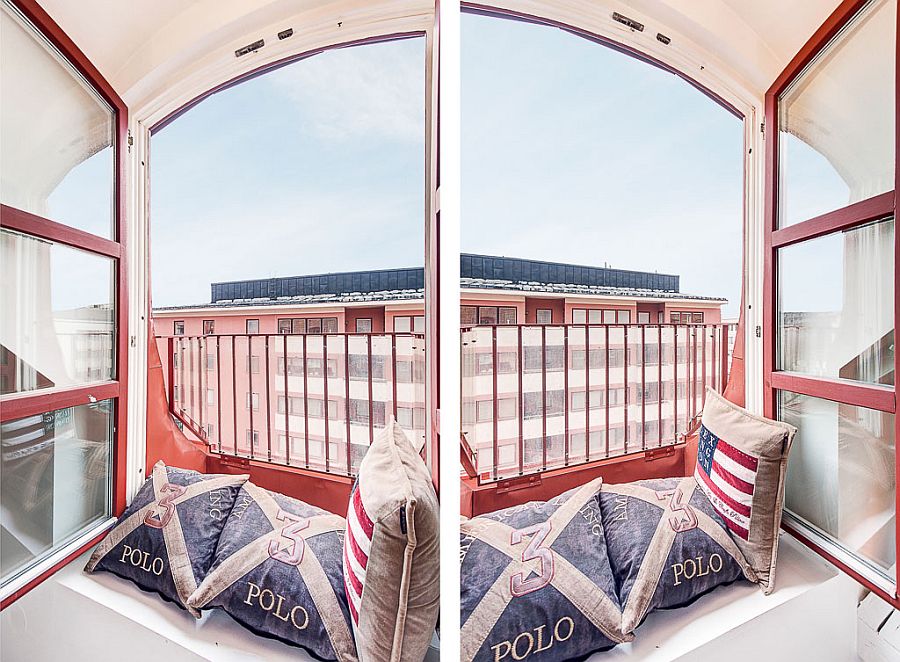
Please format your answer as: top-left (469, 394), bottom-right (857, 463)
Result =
top-left (598, 533), bottom-right (859, 661)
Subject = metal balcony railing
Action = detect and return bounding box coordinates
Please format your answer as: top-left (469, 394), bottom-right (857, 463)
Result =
top-left (461, 323), bottom-right (731, 482)
top-left (157, 332), bottom-right (426, 477)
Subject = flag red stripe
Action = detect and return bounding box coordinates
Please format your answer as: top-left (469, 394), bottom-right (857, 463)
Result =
top-left (353, 488), bottom-right (374, 537)
top-left (348, 527), bottom-right (369, 568)
top-left (345, 576), bottom-right (360, 624)
top-left (722, 516), bottom-right (749, 540)
top-left (712, 460), bottom-right (755, 495)
top-left (697, 465), bottom-right (752, 517)
top-left (715, 437), bottom-right (759, 471)
top-left (344, 545), bottom-right (364, 597)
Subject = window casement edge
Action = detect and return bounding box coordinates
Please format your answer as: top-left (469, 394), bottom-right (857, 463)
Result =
top-left (0, 517), bottom-right (116, 609)
top-left (782, 511), bottom-right (896, 600)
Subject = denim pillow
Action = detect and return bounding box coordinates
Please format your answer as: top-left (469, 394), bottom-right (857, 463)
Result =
top-left (84, 461), bottom-right (247, 616)
top-left (599, 476), bottom-right (757, 633)
top-left (188, 482), bottom-right (356, 661)
top-left (460, 477), bottom-right (630, 662)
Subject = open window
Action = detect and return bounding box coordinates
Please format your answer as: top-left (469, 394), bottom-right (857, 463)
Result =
top-left (0, 0), bottom-right (128, 605)
top-left (764, 0), bottom-right (899, 606)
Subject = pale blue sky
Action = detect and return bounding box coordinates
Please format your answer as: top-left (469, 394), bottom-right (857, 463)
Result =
top-left (150, 37), bottom-right (426, 307)
top-left (461, 13), bottom-right (745, 316)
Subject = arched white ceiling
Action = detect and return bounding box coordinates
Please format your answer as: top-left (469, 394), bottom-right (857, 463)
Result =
top-left (37, 0), bottom-right (842, 113)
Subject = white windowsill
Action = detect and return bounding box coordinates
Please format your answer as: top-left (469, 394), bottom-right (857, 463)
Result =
top-left (2, 548), bottom-right (440, 661)
top-left (596, 534), bottom-right (859, 661)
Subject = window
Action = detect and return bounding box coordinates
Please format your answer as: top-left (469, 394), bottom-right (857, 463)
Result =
top-left (393, 315), bottom-right (424, 333)
top-left (476, 353), bottom-right (493, 376)
top-left (478, 307), bottom-right (497, 325)
top-left (246, 393), bottom-right (260, 410)
top-left (498, 307), bottom-right (517, 325)
top-left (246, 429), bottom-right (260, 446)
top-left (174, 321), bottom-right (185, 335)
top-left (322, 317), bottom-right (339, 334)
top-left (523, 390), bottom-right (564, 419)
top-left (349, 355), bottom-right (386, 381)
top-left (476, 400), bottom-right (493, 422)
top-left (497, 352), bottom-right (517, 374)
top-left (207, 389), bottom-right (216, 406)
top-left (524, 346), bottom-right (565, 372)
top-left (246, 319), bottom-right (259, 334)
top-left (670, 312), bottom-right (682, 324)
top-left (349, 399), bottom-right (386, 426)
top-left (602, 310), bottom-right (616, 324)
top-left (203, 320), bottom-right (215, 335)
top-left (0, 2), bottom-right (125, 597)
top-left (395, 359), bottom-right (425, 383)
top-left (356, 318), bottom-right (373, 333)
top-left (278, 318), bottom-right (292, 334)
top-left (398, 406), bottom-right (426, 430)
top-left (292, 319), bottom-right (307, 334)
top-left (571, 349), bottom-right (604, 370)
top-left (572, 309), bottom-right (586, 324)
top-left (766, 0), bottom-right (898, 599)
top-left (536, 309), bottom-right (552, 324)
top-left (307, 319), bottom-right (322, 334)
top-left (206, 353), bottom-right (215, 370)
top-left (637, 312), bottom-right (650, 324)
top-left (246, 356), bottom-right (260, 374)
top-left (498, 397), bottom-right (516, 420)
top-left (461, 305), bottom-right (477, 325)
top-left (616, 310), bottom-right (631, 324)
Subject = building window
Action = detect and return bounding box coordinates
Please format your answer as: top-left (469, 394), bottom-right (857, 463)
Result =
top-left (476, 400), bottom-right (493, 422)
top-left (498, 307), bottom-right (517, 325)
top-left (670, 312), bottom-right (681, 324)
top-left (536, 309), bottom-right (552, 324)
top-left (524, 346), bottom-right (565, 372)
top-left (322, 317), bottom-right (339, 334)
top-left (174, 320), bottom-right (185, 335)
top-left (349, 355), bottom-right (386, 380)
top-left (206, 353), bottom-right (215, 370)
top-left (207, 389), bottom-right (216, 406)
top-left (498, 397), bottom-right (517, 420)
top-left (278, 318), bottom-right (292, 334)
top-left (616, 310), bottom-right (631, 324)
top-left (497, 352), bottom-right (517, 374)
top-left (398, 406), bottom-right (426, 430)
top-left (572, 309), bottom-right (586, 324)
top-left (246, 356), bottom-right (260, 374)
top-left (246, 392), bottom-right (260, 410)
top-left (246, 319), bottom-right (259, 334)
top-left (203, 320), bottom-right (215, 335)
top-left (394, 315), bottom-right (425, 334)
top-left (477, 307), bottom-right (498, 325)
top-left (349, 399), bottom-right (386, 426)
top-left (356, 318), bottom-right (373, 333)
top-left (292, 319), bottom-right (307, 334)
top-left (476, 353), bottom-right (493, 376)
top-left (246, 429), bottom-right (260, 445)
top-left (637, 312), bottom-right (650, 324)
top-left (461, 305), bottom-right (477, 325)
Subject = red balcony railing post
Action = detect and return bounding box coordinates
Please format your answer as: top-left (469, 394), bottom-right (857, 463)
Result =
top-left (367, 334), bottom-right (374, 448)
top-left (265, 335), bottom-right (272, 462)
top-left (692, 325), bottom-right (699, 421)
top-left (248, 336), bottom-right (255, 459)
top-left (231, 336), bottom-right (238, 455)
top-left (563, 324), bottom-right (569, 466)
top-left (604, 325), bottom-right (610, 458)
top-left (541, 324), bottom-right (548, 471)
top-left (283, 334), bottom-right (290, 466)
top-left (721, 323), bottom-right (730, 391)
top-left (518, 325), bottom-right (524, 475)
top-left (584, 325), bottom-right (590, 462)
top-left (673, 325), bottom-right (679, 437)
top-left (216, 336), bottom-right (222, 452)
top-left (641, 324), bottom-right (646, 450)
top-left (323, 336), bottom-right (330, 473)
top-left (711, 325), bottom-right (718, 398)
top-left (491, 325), bottom-right (499, 481)
top-left (623, 325), bottom-right (629, 454)
top-left (701, 324), bottom-right (708, 410)
top-left (345, 334), bottom-right (352, 475)
top-left (391, 335), bottom-right (398, 420)
top-left (303, 334), bottom-right (310, 468)
top-left (167, 337), bottom-right (175, 413)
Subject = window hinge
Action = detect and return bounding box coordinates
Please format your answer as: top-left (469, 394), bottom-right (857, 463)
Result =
top-left (130, 335), bottom-right (136, 347)
top-left (756, 325), bottom-right (762, 338)
top-left (760, 121), bottom-right (765, 135)
top-left (127, 129), bottom-right (133, 153)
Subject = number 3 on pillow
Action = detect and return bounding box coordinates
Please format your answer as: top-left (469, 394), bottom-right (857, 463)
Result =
top-left (510, 521), bottom-right (554, 596)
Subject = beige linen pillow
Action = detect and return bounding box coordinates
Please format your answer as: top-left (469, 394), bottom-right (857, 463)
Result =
top-left (343, 417), bottom-right (439, 662)
top-left (693, 388), bottom-right (796, 594)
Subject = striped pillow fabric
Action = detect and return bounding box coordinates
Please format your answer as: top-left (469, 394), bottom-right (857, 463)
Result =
top-left (460, 477), bottom-right (631, 662)
top-left (343, 417), bottom-right (439, 662)
top-left (187, 482), bottom-right (357, 661)
top-left (84, 461), bottom-right (247, 616)
top-left (599, 477), bottom-right (756, 633)
top-left (693, 388), bottom-right (796, 594)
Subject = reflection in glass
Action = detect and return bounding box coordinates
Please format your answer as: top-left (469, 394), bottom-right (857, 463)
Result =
top-left (779, 391), bottom-right (895, 578)
top-left (778, 0), bottom-right (895, 227)
top-left (1, 400), bottom-right (113, 587)
top-left (0, 2), bottom-right (114, 238)
top-left (0, 229), bottom-right (116, 395)
top-left (777, 219), bottom-right (894, 385)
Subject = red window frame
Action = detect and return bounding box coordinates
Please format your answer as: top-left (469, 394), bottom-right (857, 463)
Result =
top-left (763, 0), bottom-right (899, 607)
top-left (0, 0), bottom-right (129, 607)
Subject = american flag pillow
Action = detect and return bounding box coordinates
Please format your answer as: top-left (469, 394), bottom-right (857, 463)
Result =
top-left (695, 425), bottom-right (759, 540)
top-left (343, 481), bottom-right (373, 629)
top-left (694, 388), bottom-right (796, 595)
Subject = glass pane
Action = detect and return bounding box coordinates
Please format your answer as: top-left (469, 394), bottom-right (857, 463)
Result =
top-left (1, 400), bottom-right (113, 587)
top-left (777, 218), bottom-right (894, 385)
top-left (778, 0), bottom-right (896, 227)
top-left (1, 229), bottom-right (116, 394)
top-left (779, 391), bottom-right (895, 577)
top-left (0, 3), bottom-right (114, 238)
